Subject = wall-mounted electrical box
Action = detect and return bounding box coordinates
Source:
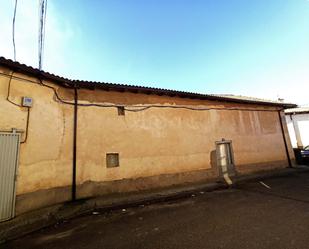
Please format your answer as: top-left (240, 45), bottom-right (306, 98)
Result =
top-left (21, 97), bottom-right (33, 107)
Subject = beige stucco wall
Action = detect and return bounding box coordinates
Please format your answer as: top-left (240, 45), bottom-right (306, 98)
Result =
top-left (0, 66), bottom-right (294, 215)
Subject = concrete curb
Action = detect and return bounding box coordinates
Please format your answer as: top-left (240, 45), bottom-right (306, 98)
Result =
top-left (234, 166), bottom-right (309, 185)
top-left (1, 166), bottom-right (308, 244)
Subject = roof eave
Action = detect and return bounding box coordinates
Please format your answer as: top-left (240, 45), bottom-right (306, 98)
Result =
top-left (0, 56), bottom-right (297, 108)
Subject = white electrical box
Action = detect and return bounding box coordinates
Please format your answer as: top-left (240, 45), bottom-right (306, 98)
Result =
top-left (22, 97), bottom-right (33, 107)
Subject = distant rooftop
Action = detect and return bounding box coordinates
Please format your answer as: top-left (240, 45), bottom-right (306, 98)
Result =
top-left (211, 94), bottom-right (288, 106)
top-left (285, 107), bottom-right (309, 114)
top-left (0, 56), bottom-right (297, 108)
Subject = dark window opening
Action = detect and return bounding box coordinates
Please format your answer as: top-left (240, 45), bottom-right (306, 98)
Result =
top-left (117, 106), bottom-right (125, 116)
top-left (106, 153), bottom-right (119, 168)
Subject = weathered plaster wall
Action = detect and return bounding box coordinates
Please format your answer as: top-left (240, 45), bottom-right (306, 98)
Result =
top-left (0, 68), bottom-right (74, 212)
top-left (0, 67), bottom-right (294, 214)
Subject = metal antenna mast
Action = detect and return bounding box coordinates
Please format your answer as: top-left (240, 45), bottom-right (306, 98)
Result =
top-left (38, 0), bottom-right (48, 70)
top-left (12, 0), bottom-right (18, 61)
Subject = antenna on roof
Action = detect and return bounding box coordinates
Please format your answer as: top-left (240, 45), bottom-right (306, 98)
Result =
top-left (38, 0), bottom-right (48, 70)
top-left (277, 94), bottom-right (284, 103)
top-left (12, 0), bottom-right (18, 61)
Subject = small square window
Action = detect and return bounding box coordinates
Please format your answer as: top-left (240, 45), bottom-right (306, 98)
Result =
top-left (117, 106), bottom-right (125, 116)
top-left (106, 153), bottom-right (119, 168)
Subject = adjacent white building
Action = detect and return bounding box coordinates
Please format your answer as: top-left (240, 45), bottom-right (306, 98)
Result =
top-left (285, 107), bottom-right (309, 149)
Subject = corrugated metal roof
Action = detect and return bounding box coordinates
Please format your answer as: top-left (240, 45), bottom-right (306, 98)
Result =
top-left (0, 56), bottom-right (297, 108)
top-left (285, 107), bottom-right (309, 114)
top-left (212, 94), bottom-right (288, 105)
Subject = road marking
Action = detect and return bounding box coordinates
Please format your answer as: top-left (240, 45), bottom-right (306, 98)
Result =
top-left (259, 181), bottom-right (271, 189)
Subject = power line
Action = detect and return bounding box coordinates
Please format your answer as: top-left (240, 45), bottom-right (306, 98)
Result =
top-left (12, 0), bottom-right (18, 61)
top-left (38, 0), bottom-right (48, 70)
top-left (0, 71), bottom-right (284, 113)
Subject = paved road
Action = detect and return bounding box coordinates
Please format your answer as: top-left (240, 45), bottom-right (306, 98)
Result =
top-left (4, 171), bottom-right (309, 249)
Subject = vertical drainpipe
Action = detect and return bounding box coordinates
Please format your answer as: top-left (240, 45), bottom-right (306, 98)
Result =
top-left (278, 110), bottom-right (292, 167)
top-left (72, 86), bottom-right (78, 201)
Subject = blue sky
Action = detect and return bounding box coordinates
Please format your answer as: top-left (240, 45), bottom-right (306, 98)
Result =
top-left (1, 0), bottom-right (309, 104)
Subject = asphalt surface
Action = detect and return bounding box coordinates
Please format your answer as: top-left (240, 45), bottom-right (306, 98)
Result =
top-left (4, 171), bottom-right (309, 249)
